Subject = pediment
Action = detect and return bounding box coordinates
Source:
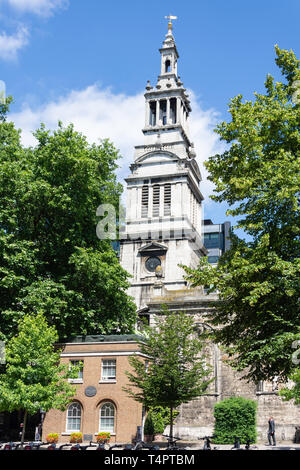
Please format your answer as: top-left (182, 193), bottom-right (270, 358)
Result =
top-left (135, 151), bottom-right (179, 165)
top-left (138, 242), bottom-right (168, 254)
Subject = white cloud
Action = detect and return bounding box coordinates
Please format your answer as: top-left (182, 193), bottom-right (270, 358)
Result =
top-left (0, 25), bottom-right (29, 60)
top-left (10, 84), bottom-right (223, 200)
top-left (6, 0), bottom-right (68, 17)
top-left (0, 0), bottom-right (68, 61)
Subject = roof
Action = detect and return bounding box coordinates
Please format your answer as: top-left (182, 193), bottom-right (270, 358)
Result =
top-left (65, 334), bottom-right (144, 344)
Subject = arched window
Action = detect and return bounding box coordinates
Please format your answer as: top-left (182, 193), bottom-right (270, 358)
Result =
top-left (99, 402), bottom-right (115, 433)
top-left (66, 402), bottom-right (82, 432)
top-left (165, 59), bottom-right (171, 73)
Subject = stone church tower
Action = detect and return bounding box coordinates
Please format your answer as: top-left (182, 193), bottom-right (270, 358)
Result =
top-left (120, 20), bottom-right (300, 442)
top-left (120, 19), bottom-right (206, 314)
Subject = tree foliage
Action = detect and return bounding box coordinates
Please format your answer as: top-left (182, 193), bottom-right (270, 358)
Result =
top-left (123, 309), bottom-right (211, 438)
top-left (0, 313), bottom-right (78, 442)
top-left (144, 406), bottom-right (179, 435)
top-left (0, 99), bottom-right (137, 341)
top-left (183, 46), bottom-right (300, 384)
top-left (213, 397), bottom-right (257, 444)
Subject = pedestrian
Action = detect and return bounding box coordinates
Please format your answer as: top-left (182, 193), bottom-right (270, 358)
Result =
top-left (268, 416), bottom-right (276, 446)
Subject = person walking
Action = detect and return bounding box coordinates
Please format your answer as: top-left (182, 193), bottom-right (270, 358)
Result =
top-left (268, 416), bottom-right (276, 446)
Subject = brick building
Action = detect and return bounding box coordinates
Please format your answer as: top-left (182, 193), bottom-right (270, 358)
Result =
top-left (42, 335), bottom-right (144, 443)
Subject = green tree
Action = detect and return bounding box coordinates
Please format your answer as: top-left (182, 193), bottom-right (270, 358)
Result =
top-left (183, 46), bottom-right (300, 384)
top-left (123, 309), bottom-right (211, 439)
top-left (0, 313), bottom-right (79, 444)
top-left (0, 98), bottom-right (136, 341)
top-left (280, 368), bottom-right (300, 404)
top-left (144, 406), bottom-right (179, 435)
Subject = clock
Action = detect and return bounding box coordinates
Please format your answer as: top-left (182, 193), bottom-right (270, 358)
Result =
top-left (145, 256), bottom-right (161, 272)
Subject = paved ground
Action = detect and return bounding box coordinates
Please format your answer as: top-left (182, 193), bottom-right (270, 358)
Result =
top-left (1, 440), bottom-right (300, 450)
top-left (186, 442), bottom-right (300, 450)
top-left (148, 439), bottom-right (300, 451)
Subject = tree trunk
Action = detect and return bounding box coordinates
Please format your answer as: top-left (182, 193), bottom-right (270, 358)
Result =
top-left (170, 406), bottom-right (173, 440)
top-left (21, 410), bottom-right (27, 446)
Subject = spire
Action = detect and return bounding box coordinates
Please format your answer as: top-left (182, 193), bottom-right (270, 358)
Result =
top-left (163, 14), bottom-right (177, 47)
top-left (159, 16), bottom-right (179, 81)
top-left (141, 17), bottom-right (192, 140)
top-left (164, 14), bottom-right (177, 32)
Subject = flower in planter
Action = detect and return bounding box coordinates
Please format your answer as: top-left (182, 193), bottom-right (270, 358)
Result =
top-left (70, 432), bottom-right (83, 443)
top-left (96, 432), bottom-right (111, 443)
top-left (46, 433), bottom-right (59, 443)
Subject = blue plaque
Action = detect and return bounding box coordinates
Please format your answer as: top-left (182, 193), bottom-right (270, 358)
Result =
top-left (85, 386), bottom-right (97, 397)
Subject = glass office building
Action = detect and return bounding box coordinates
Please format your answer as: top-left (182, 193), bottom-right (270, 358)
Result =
top-left (203, 219), bottom-right (231, 264)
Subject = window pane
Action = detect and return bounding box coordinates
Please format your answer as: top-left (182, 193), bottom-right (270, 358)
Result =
top-left (100, 403), bottom-right (115, 433)
top-left (67, 403), bottom-right (81, 432)
top-left (207, 256), bottom-right (219, 264)
top-left (102, 359), bottom-right (116, 380)
top-left (204, 233), bottom-right (220, 249)
top-left (70, 360), bottom-right (83, 379)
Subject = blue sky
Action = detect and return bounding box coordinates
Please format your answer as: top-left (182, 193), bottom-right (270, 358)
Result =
top-left (1, 0), bottom-right (299, 235)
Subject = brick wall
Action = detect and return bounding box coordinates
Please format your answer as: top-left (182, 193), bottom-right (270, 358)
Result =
top-left (42, 338), bottom-right (144, 444)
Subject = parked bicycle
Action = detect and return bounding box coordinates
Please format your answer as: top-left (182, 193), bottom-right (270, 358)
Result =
top-left (122, 439), bottom-right (160, 451)
top-left (162, 435), bottom-right (186, 451)
top-left (89, 441), bottom-right (124, 451)
top-left (23, 441), bottom-right (43, 450)
top-left (64, 442), bottom-right (95, 451)
top-left (230, 436), bottom-right (258, 450)
top-left (197, 436), bottom-right (219, 450)
top-left (243, 439), bottom-right (258, 450)
top-left (1, 442), bottom-right (21, 450)
top-left (231, 436), bottom-right (241, 450)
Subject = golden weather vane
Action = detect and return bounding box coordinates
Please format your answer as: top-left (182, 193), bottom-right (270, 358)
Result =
top-left (164, 14), bottom-right (177, 31)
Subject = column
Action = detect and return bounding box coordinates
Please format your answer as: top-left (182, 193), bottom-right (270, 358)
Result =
top-left (156, 100), bottom-right (160, 126)
top-left (166, 99), bottom-right (170, 125)
top-left (145, 101), bottom-right (149, 127)
top-left (176, 97), bottom-right (181, 125)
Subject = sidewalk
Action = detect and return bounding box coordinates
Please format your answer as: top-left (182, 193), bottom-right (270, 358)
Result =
top-left (176, 441), bottom-right (300, 451)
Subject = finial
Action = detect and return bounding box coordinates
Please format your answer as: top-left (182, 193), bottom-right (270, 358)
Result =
top-left (164, 14), bottom-right (177, 31)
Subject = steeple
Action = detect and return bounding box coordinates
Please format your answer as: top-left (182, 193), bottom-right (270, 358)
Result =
top-left (159, 16), bottom-right (179, 82)
top-left (120, 20), bottom-right (206, 310)
top-left (143, 19), bottom-right (192, 150)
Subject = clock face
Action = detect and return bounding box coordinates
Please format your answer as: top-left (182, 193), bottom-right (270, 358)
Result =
top-left (145, 256), bottom-right (161, 272)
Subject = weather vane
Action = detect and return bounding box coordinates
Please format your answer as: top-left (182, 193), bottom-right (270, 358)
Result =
top-left (165, 14), bottom-right (177, 31)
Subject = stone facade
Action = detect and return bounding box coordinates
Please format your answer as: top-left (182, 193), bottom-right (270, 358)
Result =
top-left (147, 289), bottom-right (300, 442)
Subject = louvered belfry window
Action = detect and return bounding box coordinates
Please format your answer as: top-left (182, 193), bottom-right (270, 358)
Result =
top-left (141, 185), bottom-right (149, 218)
top-left (164, 184), bottom-right (171, 216)
top-left (152, 184), bottom-right (160, 217)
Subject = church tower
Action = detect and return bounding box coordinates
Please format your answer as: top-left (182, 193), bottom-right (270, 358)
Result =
top-left (120, 19), bottom-right (206, 311)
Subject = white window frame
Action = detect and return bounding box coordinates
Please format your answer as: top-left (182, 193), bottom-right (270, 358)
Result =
top-left (68, 359), bottom-right (84, 383)
top-left (100, 359), bottom-right (116, 383)
top-left (66, 402), bottom-right (82, 433)
top-left (99, 402), bottom-right (115, 434)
